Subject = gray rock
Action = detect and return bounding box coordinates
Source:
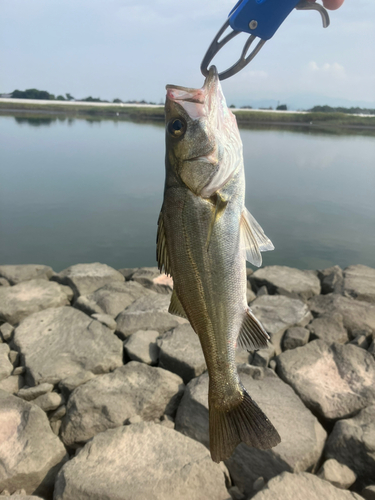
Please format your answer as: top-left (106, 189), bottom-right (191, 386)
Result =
top-left (362, 485), bottom-right (375, 500)
top-left (90, 313), bottom-right (117, 330)
top-left (282, 327), bottom-right (310, 350)
top-left (309, 294), bottom-right (375, 338)
top-left (0, 496), bottom-right (45, 499)
top-left (116, 293), bottom-right (188, 339)
top-left (0, 264), bottom-right (54, 285)
top-left (250, 266), bottom-right (321, 301)
top-left (33, 392), bottom-right (64, 412)
top-left (0, 277), bottom-right (10, 287)
top-left (307, 313), bottom-right (349, 344)
top-left (0, 390), bottom-right (68, 497)
top-left (17, 383), bottom-right (54, 401)
top-left (253, 477), bottom-right (266, 491)
top-left (317, 458), bottom-right (357, 489)
top-left (247, 287), bottom-right (256, 303)
top-left (58, 371), bottom-right (96, 398)
top-left (0, 323), bottom-right (13, 342)
top-left (131, 267), bottom-right (173, 294)
top-left (12, 366), bottom-right (25, 376)
top-left (251, 344), bottom-right (275, 367)
top-left (9, 350), bottom-right (19, 366)
top-left (158, 324), bottom-right (206, 383)
top-left (343, 264), bottom-right (375, 304)
top-left (0, 375), bottom-right (25, 394)
top-left (256, 285), bottom-right (268, 297)
top-left (235, 349), bottom-right (251, 365)
top-left (53, 262), bottom-right (124, 299)
top-left (75, 280), bottom-right (153, 317)
top-left (277, 340), bottom-right (375, 421)
top-left (50, 420), bottom-right (62, 436)
top-left (369, 340), bottom-right (375, 359)
top-left (13, 307), bottom-right (123, 386)
top-left (117, 267), bottom-right (138, 280)
top-left (0, 280), bottom-right (71, 325)
top-left (250, 295), bottom-right (313, 354)
top-left (60, 361), bottom-right (184, 448)
top-left (251, 472), bottom-right (362, 500)
top-left (317, 265), bottom-right (344, 294)
top-left (54, 423), bottom-right (229, 500)
top-left (325, 405), bottom-right (375, 489)
top-left (350, 333), bottom-right (370, 349)
top-left (49, 405), bottom-right (66, 422)
top-left (0, 344), bottom-right (13, 381)
top-left (124, 330), bottom-right (160, 365)
top-left (175, 366), bottom-right (326, 497)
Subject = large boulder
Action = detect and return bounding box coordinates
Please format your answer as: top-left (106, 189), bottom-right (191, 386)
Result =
top-left (316, 458), bottom-right (357, 489)
top-left (250, 266), bottom-right (320, 301)
top-left (343, 265), bottom-right (375, 304)
top-left (158, 324), bottom-right (206, 383)
top-left (53, 262), bottom-right (124, 299)
top-left (0, 374), bottom-right (25, 394)
top-left (0, 280), bottom-right (71, 325)
top-left (131, 267), bottom-right (173, 294)
top-left (0, 265), bottom-right (54, 285)
top-left (0, 344), bottom-right (13, 381)
top-left (250, 295), bottom-right (312, 354)
top-left (124, 330), bottom-right (160, 365)
top-left (175, 366), bottom-right (326, 497)
top-left (74, 280), bottom-right (154, 317)
top-left (325, 405), bottom-right (375, 489)
top-left (13, 307), bottom-right (123, 386)
top-left (250, 472), bottom-right (362, 500)
top-left (317, 266), bottom-right (344, 294)
top-left (308, 294), bottom-right (375, 337)
top-left (116, 293), bottom-right (188, 339)
top-left (60, 362), bottom-right (184, 448)
top-left (0, 390), bottom-right (68, 498)
top-left (54, 423), bottom-right (229, 500)
top-left (276, 340), bottom-right (375, 421)
top-left (307, 313), bottom-right (349, 344)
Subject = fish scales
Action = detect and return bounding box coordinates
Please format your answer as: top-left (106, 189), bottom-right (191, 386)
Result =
top-left (158, 66), bottom-right (280, 462)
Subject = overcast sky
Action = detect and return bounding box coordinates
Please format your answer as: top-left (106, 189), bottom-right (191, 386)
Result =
top-left (1, 0), bottom-right (374, 109)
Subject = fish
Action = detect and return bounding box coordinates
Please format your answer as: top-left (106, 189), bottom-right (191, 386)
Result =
top-left (157, 65), bottom-right (281, 462)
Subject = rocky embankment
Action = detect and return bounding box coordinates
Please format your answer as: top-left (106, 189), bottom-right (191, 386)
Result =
top-left (0, 263), bottom-right (374, 500)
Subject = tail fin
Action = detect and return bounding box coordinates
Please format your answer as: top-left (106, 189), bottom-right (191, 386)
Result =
top-left (209, 387), bottom-right (281, 463)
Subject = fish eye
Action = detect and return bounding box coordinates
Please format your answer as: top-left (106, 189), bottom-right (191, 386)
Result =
top-left (167, 118), bottom-right (186, 138)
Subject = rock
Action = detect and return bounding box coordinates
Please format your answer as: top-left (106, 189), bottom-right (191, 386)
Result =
top-left (317, 458), bottom-right (356, 489)
top-left (235, 349), bottom-right (251, 365)
top-left (317, 265), bottom-right (344, 294)
top-left (247, 287), bottom-right (256, 303)
top-left (131, 267), bottom-right (173, 294)
top-left (369, 340), bottom-right (375, 359)
top-left (228, 485), bottom-right (245, 500)
top-left (276, 340), bottom-right (375, 421)
top-left (269, 359), bottom-right (277, 371)
top-left (158, 324), bottom-right (206, 383)
top-left (251, 344), bottom-right (275, 368)
top-left (0, 375), bottom-right (25, 394)
top-left (325, 405), bottom-right (375, 489)
top-left (53, 262), bottom-right (124, 299)
top-left (49, 405), bottom-right (66, 422)
top-left (362, 485), bottom-right (375, 500)
top-left (60, 362), bottom-right (184, 448)
top-left (33, 392), bottom-right (64, 412)
top-left (282, 327), bottom-right (310, 350)
top-left (54, 423), bottom-right (229, 500)
top-left (175, 366), bottom-right (326, 497)
top-left (75, 280), bottom-right (153, 317)
top-left (58, 372), bottom-right (96, 398)
top-left (17, 383), bottom-right (54, 401)
top-left (250, 266), bottom-right (320, 301)
top-left (0, 280), bottom-right (71, 325)
top-left (308, 294), bottom-right (375, 338)
top-left (90, 313), bottom-right (117, 330)
top-left (124, 330), bottom-right (160, 365)
top-left (12, 366), bottom-right (25, 376)
top-left (0, 277), bottom-right (10, 287)
top-left (50, 420), bottom-right (62, 436)
top-left (307, 313), bottom-right (349, 344)
top-left (0, 265), bottom-right (54, 285)
top-left (253, 477), bottom-right (266, 491)
top-left (343, 265), bottom-right (375, 304)
top-left (256, 285), bottom-right (268, 297)
top-left (250, 295), bottom-right (312, 354)
top-left (250, 472), bottom-right (362, 500)
top-left (117, 267), bottom-right (138, 280)
top-left (0, 345), bottom-right (13, 382)
top-left (9, 350), bottom-right (19, 366)
top-left (13, 307), bottom-right (123, 386)
top-left (0, 496), bottom-right (45, 499)
top-left (116, 293), bottom-right (187, 340)
top-left (0, 323), bottom-right (13, 342)
top-left (0, 390), bottom-right (68, 497)
top-left (350, 333), bottom-right (370, 349)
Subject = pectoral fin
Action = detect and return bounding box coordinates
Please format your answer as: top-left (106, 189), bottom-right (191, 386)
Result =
top-left (240, 208), bottom-right (274, 267)
top-left (156, 212), bottom-right (172, 277)
top-left (168, 289), bottom-right (188, 320)
top-left (206, 192), bottom-right (228, 251)
top-left (238, 308), bottom-right (270, 351)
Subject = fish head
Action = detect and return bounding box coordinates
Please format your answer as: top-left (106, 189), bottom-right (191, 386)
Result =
top-left (165, 66), bottom-right (242, 198)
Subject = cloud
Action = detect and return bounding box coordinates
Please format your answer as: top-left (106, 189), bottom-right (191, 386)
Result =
top-left (307, 61), bottom-right (345, 78)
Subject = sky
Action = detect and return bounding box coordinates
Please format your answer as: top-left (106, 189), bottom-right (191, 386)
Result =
top-left (1, 0), bottom-right (374, 109)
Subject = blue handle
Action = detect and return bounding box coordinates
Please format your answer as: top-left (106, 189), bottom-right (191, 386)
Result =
top-left (229, 0), bottom-right (301, 40)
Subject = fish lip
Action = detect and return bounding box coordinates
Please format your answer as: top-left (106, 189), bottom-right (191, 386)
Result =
top-left (185, 147), bottom-right (217, 164)
top-left (204, 65), bottom-right (219, 90)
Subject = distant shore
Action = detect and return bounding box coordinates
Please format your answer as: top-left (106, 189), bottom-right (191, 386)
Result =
top-left (1, 97), bottom-right (375, 132)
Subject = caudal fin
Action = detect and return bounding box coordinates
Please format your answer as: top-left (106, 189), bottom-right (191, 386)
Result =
top-left (209, 387), bottom-right (281, 463)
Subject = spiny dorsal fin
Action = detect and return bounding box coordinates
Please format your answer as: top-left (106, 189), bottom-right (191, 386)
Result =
top-left (168, 289), bottom-right (188, 320)
top-left (156, 212), bottom-right (172, 277)
top-left (240, 208), bottom-right (274, 267)
top-left (237, 308), bottom-right (270, 351)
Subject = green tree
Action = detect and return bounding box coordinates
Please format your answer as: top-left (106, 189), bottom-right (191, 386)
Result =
top-left (276, 104), bottom-right (287, 111)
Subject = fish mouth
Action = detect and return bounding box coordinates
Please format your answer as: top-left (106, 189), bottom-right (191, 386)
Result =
top-left (186, 148), bottom-right (218, 165)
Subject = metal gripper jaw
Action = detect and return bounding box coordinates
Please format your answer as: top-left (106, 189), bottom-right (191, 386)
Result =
top-left (201, 0), bottom-right (330, 81)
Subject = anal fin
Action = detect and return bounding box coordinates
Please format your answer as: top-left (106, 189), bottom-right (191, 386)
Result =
top-left (238, 308), bottom-right (270, 351)
top-left (168, 289), bottom-right (188, 320)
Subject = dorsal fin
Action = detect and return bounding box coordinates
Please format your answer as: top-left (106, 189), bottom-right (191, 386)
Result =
top-left (156, 211), bottom-right (172, 277)
top-left (168, 289), bottom-right (188, 320)
top-left (240, 208), bottom-right (274, 267)
top-left (237, 308), bottom-right (270, 351)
